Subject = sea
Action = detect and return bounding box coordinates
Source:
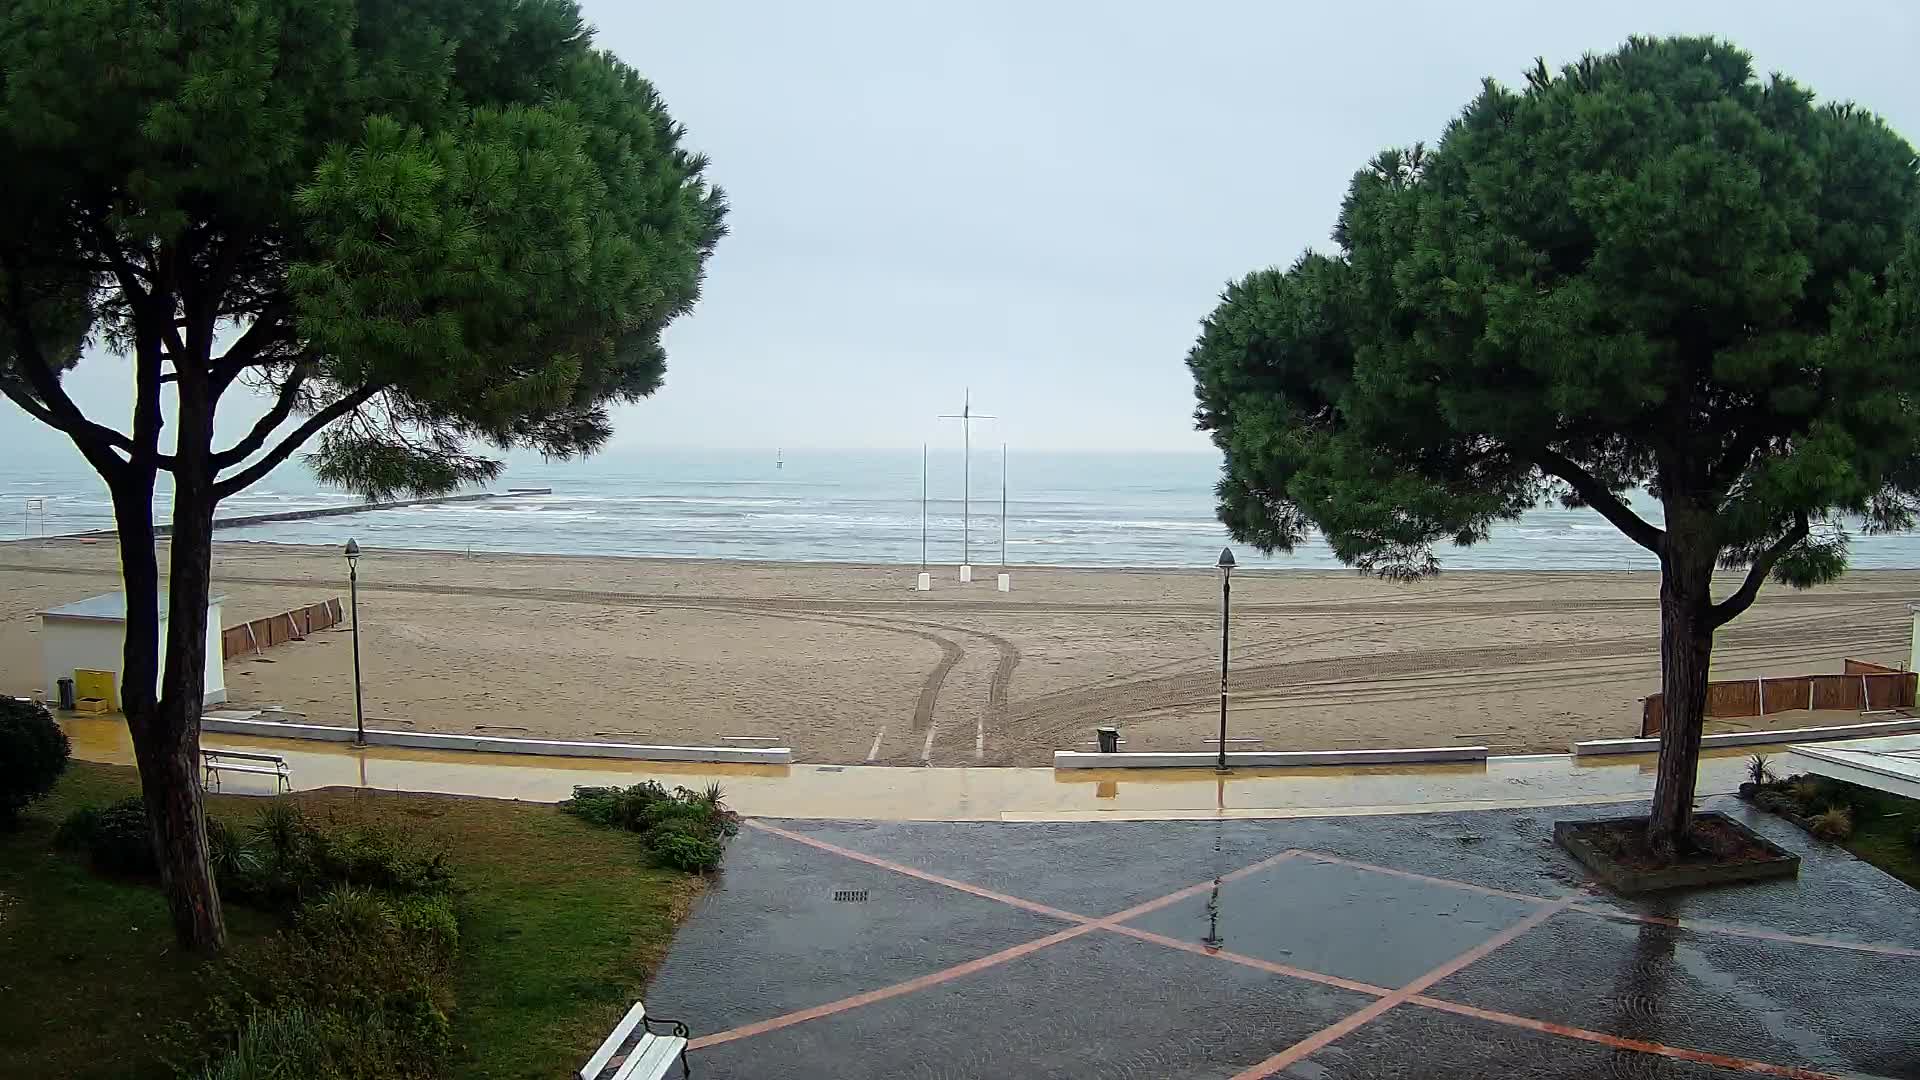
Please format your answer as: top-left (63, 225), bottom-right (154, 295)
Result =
top-left (5, 446), bottom-right (1920, 571)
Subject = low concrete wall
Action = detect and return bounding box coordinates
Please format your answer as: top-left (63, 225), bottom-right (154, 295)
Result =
top-left (1572, 716), bottom-right (1920, 757)
top-left (199, 716), bottom-right (792, 764)
top-left (1053, 746), bottom-right (1488, 770)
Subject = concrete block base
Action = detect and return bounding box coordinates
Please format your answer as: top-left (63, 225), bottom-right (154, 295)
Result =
top-left (1053, 746), bottom-right (1488, 769)
top-left (1572, 716), bottom-right (1920, 756)
top-left (199, 716), bottom-right (792, 764)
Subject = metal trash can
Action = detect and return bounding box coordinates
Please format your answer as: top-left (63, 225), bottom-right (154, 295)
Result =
top-left (56, 677), bottom-right (76, 711)
top-left (1095, 726), bottom-right (1120, 753)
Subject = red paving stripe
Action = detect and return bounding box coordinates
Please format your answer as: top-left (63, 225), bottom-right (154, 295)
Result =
top-left (743, 819), bottom-right (1092, 924)
top-left (702, 830), bottom-right (1305, 1050)
top-left (1409, 997), bottom-right (1845, 1080)
top-left (721, 825), bottom-right (1907, 1073)
top-left (1227, 897), bottom-right (1578, 1079)
top-left (1305, 850), bottom-right (1920, 959)
top-left (1566, 903), bottom-right (1920, 959)
top-left (1098, 849), bottom-right (1304, 923)
top-left (1294, 850), bottom-right (1554, 904)
top-left (1107, 924), bottom-right (1393, 998)
top-left (687, 921), bottom-right (1098, 1050)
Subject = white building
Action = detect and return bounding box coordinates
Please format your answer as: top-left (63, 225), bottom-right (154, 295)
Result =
top-left (38, 592), bottom-right (227, 709)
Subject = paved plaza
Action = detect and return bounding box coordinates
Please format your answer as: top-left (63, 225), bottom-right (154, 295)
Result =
top-left (647, 799), bottom-right (1920, 1079)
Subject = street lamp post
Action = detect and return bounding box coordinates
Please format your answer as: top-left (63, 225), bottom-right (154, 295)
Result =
top-left (345, 538), bottom-right (365, 747)
top-left (1216, 547), bottom-right (1235, 771)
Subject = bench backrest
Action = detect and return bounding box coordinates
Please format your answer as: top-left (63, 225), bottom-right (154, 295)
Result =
top-left (580, 1001), bottom-right (648, 1080)
top-left (202, 749), bottom-right (286, 766)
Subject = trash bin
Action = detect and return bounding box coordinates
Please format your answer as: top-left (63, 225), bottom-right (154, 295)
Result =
top-left (56, 677), bottom-right (76, 711)
top-left (1096, 726), bottom-right (1120, 753)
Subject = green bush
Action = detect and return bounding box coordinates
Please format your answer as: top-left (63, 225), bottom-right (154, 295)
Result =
top-left (198, 1006), bottom-right (329, 1080)
top-left (56, 796), bottom-right (157, 875)
top-left (226, 801), bottom-right (452, 908)
top-left (207, 818), bottom-right (263, 884)
top-left (1788, 778), bottom-right (1828, 814)
top-left (195, 885), bottom-right (459, 1080)
top-left (313, 822), bottom-right (453, 895)
top-left (560, 781), bottom-right (672, 831)
top-left (562, 781), bottom-right (738, 871)
top-left (0, 697), bottom-right (69, 826)
top-left (1810, 805), bottom-right (1854, 842)
top-left (648, 819), bottom-right (725, 872)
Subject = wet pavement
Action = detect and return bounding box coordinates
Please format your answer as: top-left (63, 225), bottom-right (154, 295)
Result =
top-left (646, 798), bottom-right (1920, 1079)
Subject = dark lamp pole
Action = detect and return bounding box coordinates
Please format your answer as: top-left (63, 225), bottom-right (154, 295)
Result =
top-left (1216, 547), bottom-right (1235, 772)
top-left (345, 538), bottom-right (365, 747)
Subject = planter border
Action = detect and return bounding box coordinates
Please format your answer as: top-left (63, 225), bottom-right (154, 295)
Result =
top-left (1553, 812), bottom-right (1800, 894)
top-left (1572, 716), bottom-right (1920, 757)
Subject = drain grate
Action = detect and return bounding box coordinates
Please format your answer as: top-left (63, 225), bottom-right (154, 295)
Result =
top-left (832, 889), bottom-right (868, 903)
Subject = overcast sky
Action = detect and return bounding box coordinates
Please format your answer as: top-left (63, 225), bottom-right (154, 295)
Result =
top-left (10, 0), bottom-right (1918, 463)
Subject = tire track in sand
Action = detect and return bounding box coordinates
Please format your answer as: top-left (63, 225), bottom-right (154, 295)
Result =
top-left (999, 610), bottom-right (1902, 757)
top-left (0, 557), bottom-right (987, 766)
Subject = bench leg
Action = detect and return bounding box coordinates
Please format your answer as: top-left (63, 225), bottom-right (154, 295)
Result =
top-left (680, 1047), bottom-right (690, 1078)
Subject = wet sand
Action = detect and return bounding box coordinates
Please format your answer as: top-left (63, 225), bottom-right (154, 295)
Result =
top-left (1, 540), bottom-right (1913, 765)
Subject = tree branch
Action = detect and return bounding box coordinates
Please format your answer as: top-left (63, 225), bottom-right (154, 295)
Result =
top-left (211, 364), bottom-right (309, 469)
top-left (212, 384), bottom-right (381, 500)
top-left (0, 282), bottom-right (137, 470)
top-left (86, 213), bottom-right (150, 302)
top-left (209, 306), bottom-right (291, 395)
top-left (1533, 448), bottom-right (1665, 555)
top-left (1708, 514), bottom-right (1810, 629)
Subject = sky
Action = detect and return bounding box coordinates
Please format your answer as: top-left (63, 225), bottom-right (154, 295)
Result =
top-left (7, 0), bottom-right (1918, 465)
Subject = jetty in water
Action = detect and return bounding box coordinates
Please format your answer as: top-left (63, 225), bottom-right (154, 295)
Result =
top-left (69, 489), bottom-right (554, 539)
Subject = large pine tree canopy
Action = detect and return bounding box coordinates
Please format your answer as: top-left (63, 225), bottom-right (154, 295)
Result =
top-left (0, 0), bottom-right (727, 498)
top-left (0, 0), bottom-right (728, 952)
top-left (1189, 36), bottom-right (1920, 597)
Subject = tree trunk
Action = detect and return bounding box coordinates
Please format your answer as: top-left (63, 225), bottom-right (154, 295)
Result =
top-left (143, 362), bottom-right (227, 951)
top-left (1647, 514), bottom-right (1717, 860)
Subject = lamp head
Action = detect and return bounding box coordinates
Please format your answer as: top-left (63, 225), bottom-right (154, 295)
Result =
top-left (1216, 547), bottom-right (1235, 574)
top-left (344, 537), bottom-right (360, 564)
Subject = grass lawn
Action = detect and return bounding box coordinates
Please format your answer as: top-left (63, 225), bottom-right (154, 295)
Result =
top-left (1837, 784), bottom-right (1920, 889)
top-left (0, 761), bottom-right (704, 1080)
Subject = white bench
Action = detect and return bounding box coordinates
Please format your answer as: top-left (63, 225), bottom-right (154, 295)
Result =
top-left (201, 748), bottom-right (291, 793)
top-left (580, 1001), bottom-right (689, 1080)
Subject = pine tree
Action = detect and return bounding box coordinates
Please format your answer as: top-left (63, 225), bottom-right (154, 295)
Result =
top-left (1188, 36), bottom-right (1919, 858)
top-left (0, 0), bottom-right (726, 949)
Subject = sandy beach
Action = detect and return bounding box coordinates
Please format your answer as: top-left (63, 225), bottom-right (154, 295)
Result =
top-left (1, 539), bottom-right (1914, 766)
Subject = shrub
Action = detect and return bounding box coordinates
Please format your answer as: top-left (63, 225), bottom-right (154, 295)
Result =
top-left (560, 781), bottom-right (672, 831)
top-left (195, 885), bottom-right (459, 1079)
top-left (206, 818), bottom-right (263, 885)
top-left (198, 1007), bottom-right (329, 1080)
top-left (227, 801), bottom-right (452, 908)
top-left (1809, 806), bottom-right (1854, 842)
top-left (648, 819), bottom-right (725, 872)
top-left (52, 804), bottom-right (103, 852)
top-left (57, 796), bottom-right (158, 875)
top-left (0, 697), bottom-right (69, 826)
top-left (563, 781), bottom-right (737, 870)
top-left (1745, 754), bottom-right (1776, 787)
top-left (312, 822), bottom-right (453, 895)
top-left (1788, 778), bottom-right (1828, 814)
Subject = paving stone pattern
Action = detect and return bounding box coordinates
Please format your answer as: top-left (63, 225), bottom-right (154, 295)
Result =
top-left (644, 797), bottom-right (1920, 1079)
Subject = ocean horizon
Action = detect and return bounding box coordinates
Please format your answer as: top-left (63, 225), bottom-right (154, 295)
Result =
top-left (6, 446), bottom-right (1920, 571)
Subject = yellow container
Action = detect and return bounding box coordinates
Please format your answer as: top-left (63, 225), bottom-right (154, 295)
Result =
top-left (73, 669), bottom-right (117, 712)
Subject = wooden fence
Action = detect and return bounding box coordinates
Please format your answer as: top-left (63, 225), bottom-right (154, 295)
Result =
top-left (1640, 658), bottom-right (1916, 737)
top-left (221, 598), bottom-right (345, 661)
